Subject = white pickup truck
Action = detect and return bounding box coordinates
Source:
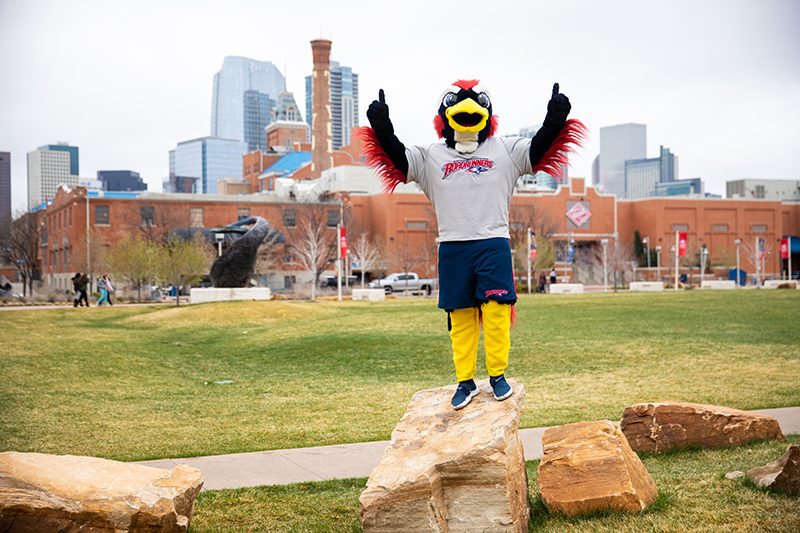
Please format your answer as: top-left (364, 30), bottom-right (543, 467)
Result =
top-left (369, 272), bottom-right (437, 295)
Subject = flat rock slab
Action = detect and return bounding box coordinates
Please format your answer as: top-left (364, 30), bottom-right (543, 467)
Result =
top-left (746, 445), bottom-right (800, 495)
top-left (621, 402), bottom-right (784, 453)
top-left (360, 380), bottom-right (528, 533)
top-left (0, 451), bottom-right (203, 532)
top-left (538, 420), bottom-right (658, 516)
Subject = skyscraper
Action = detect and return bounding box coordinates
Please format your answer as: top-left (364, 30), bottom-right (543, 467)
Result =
top-left (624, 146), bottom-right (678, 199)
top-left (211, 57), bottom-right (284, 152)
top-left (0, 151), bottom-right (10, 245)
top-left (172, 137), bottom-right (246, 195)
top-left (305, 60), bottom-right (359, 150)
top-left (598, 123), bottom-right (646, 198)
top-left (27, 143), bottom-right (79, 208)
top-left (97, 170), bottom-right (148, 192)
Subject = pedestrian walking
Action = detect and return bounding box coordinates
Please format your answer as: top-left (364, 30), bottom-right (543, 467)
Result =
top-left (104, 275), bottom-right (114, 306)
top-left (96, 274), bottom-right (110, 306)
top-left (77, 273), bottom-right (90, 307)
top-left (538, 272), bottom-right (546, 293)
top-left (72, 273), bottom-right (82, 307)
top-left (549, 268), bottom-right (557, 286)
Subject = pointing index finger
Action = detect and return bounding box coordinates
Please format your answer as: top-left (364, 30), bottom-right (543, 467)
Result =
top-left (552, 83), bottom-right (559, 99)
top-left (379, 89), bottom-right (385, 104)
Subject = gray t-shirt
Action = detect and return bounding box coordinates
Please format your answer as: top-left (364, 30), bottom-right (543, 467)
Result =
top-left (406, 137), bottom-right (532, 242)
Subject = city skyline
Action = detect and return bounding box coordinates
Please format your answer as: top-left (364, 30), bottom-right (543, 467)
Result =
top-left (1, 0), bottom-right (798, 211)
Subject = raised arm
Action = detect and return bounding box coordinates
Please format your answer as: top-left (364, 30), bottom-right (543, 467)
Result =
top-left (529, 83), bottom-right (588, 176)
top-left (358, 89), bottom-right (409, 193)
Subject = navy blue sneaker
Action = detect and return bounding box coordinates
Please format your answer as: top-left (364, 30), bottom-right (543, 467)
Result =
top-left (451, 379), bottom-right (479, 410)
top-left (489, 375), bottom-right (513, 401)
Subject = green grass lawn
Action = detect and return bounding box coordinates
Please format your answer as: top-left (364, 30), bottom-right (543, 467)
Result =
top-left (1, 291), bottom-right (799, 461)
top-left (188, 436), bottom-right (800, 533)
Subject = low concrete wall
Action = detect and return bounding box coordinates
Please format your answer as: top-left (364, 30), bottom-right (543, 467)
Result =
top-left (701, 280), bottom-right (737, 290)
top-left (550, 284), bottom-right (584, 295)
top-left (352, 289), bottom-right (386, 302)
top-left (190, 287), bottom-right (272, 304)
top-left (630, 282), bottom-right (665, 292)
top-left (763, 280), bottom-right (799, 289)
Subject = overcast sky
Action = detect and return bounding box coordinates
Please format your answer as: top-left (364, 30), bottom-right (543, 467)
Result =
top-left (1, 0), bottom-right (798, 210)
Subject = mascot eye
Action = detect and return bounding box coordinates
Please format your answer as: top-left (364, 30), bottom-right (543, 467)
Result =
top-left (443, 92), bottom-right (458, 107)
top-left (477, 92), bottom-right (491, 108)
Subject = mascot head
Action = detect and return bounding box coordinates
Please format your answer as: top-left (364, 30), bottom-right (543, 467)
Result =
top-left (433, 79), bottom-right (498, 154)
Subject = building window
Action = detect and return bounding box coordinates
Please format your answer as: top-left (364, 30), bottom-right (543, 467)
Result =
top-left (190, 207), bottom-right (204, 228)
top-left (755, 185), bottom-right (765, 199)
top-left (95, 205), bottom-right (110, 225)
top-left (140, 206), bottom-right (155, 227)
top-left (711, 224), bottom-right (728, 233)
top-left (671, 223), bottom-right (689, 231)
top-left (406, 220), bottom-right (428, 230)
top-left (237, 208), bottom-right (251, 221)
top-left (327, 210), bottom-right (338, 228)
top-left (751, 224), bottom-right (768, 232)
top-left (283, 208), bottom-right (296, 228)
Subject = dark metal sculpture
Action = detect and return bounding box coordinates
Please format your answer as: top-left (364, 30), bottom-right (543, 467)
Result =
top-left (209, 216), bottom-right (271, 288)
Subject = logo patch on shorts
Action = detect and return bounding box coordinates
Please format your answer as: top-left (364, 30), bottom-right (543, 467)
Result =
top-left (485, 289), bottom-right (509, 297)
top-left (441, 158), bottom-right (494, 179)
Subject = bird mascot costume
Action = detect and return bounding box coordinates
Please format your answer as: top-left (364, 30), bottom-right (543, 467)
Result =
top-left (358, 79), bottom-right (586, 410)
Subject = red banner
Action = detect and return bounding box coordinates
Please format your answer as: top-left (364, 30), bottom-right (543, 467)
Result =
top-left (780, 238), bottom-right (789, 259)
top-left (678, 231), bottom-right (688, 257)
top-left (339, 226), bottom-right (348, 257)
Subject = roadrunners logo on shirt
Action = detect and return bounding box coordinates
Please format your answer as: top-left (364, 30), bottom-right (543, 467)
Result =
top-left (441, 158), bottom-right (494, 179)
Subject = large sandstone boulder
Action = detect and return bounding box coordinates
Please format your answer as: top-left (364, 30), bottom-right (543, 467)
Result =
top-left (537, 420), bottom-right (657, 516)
top-left (360, 380), bottom-right (528, 533)
top-left (0, 452), bottom-right (203, 532)
top-left (620, 402), bottom-right (784, 453)
top-left (746, 445), bottom-right (800, 495)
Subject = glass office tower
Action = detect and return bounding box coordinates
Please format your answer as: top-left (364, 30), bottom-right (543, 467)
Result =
top-left (305, 61), bottom-right (359, 150)
top-left (172, 137), bottom-right (246, 195)
top-left (211, 56), bottom-right (285, 152)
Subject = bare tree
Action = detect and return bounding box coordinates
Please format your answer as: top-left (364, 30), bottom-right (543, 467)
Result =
top-left (155, 236), bottom-right (207, 306)
top-left (350, 231), bottom-right (383, 288)
top-left (124, 203), bottom-right (186, 245)
top-left (584, 239), bottom-right (635, 290)
top-left (106, 236), bottom-right (159, 301)
top-left (287, 207), bottom-right (335, 300)
top-left (2, 212), bottom-right (42, 296)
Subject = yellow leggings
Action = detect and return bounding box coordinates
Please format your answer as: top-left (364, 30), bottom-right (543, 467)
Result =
top-left (449, 300), bottom-right (511, 382)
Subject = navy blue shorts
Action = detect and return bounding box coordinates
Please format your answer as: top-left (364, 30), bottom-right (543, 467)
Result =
top-left (438, 237), bottom-right (517, 310)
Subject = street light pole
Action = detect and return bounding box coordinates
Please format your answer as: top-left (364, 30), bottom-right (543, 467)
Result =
top-left (735, 238), bottom-right (741, 288)
top-left (700, 246), bottom-right (708, 284)
top-left (601, 238), bottom-right (608, 292)
top-left (655, 245), bottom-right (661, 281)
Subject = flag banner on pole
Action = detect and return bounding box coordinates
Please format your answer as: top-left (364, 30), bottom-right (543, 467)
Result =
top-left (780, 238), bottom-right (789, 259)
top-left (758, 237), bottom-right (766, 260)
top-left (678, 232), bottom-right (688, 257)
top-left (529, 234), bottom-right (537, 261)
top-left (339, 226), bottom-right (348, 257)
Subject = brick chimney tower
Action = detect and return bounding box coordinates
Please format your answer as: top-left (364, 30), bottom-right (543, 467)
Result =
top-left (310, 39), bottom-right (333, 175)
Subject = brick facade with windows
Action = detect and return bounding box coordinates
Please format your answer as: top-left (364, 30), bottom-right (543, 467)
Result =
top-left (36, 179), bottom-right (800, 293)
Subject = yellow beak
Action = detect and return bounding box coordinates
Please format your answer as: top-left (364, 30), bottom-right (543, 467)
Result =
top-left (445, 97), bottom-right (489, 133)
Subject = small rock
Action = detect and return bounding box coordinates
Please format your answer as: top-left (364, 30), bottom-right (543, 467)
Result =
top-left (745, 445), bottom-right (800, 495)
top-left (360, 380), bottom-right (528, 533)
top-left (0, 451), bottom-right (203, 532)
top-left (725, 471), bottom-right (745, 480)
top-left (620, 402), bottom-right (784, 453)
top-left (537, 420), bottom-right (658, 516)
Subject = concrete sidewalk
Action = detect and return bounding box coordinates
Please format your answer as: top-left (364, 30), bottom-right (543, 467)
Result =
top-left (137, 406), bottom-right (800, 491)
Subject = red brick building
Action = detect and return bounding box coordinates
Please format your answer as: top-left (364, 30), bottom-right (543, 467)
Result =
top-left (35, 177), bottom-right (800, 293)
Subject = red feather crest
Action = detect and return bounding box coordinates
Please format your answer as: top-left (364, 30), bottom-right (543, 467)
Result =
top-left (356, 126), bottom-right (407, 194)
top-left (531, 119), bottom-right (589, 176)
top-left (452, 79), bottom-right (479, 91)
